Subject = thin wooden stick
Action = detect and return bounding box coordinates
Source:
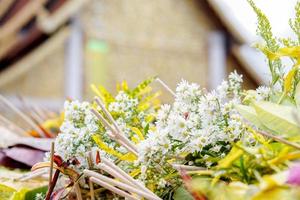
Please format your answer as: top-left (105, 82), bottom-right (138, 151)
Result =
top-left (89, 178), bottom-right (95, 200)
top-left (90, 108), bottom-right (138, 155)
top-left (95, 163), bottom-right (135, 187)
top-left (86, 151), bottom-right (93, 169)
top-left (256, 129), bottom-right (300, 150)
top-left (85, 170), bottom-right (159, 200)
top-left (90, 177), bottom-right (138, 200)
top-left (88, 151), bottom-right (161, 199)
top-left (172, 164), bottom-right (206, 171)
top-left (45, 169), bottom-right (60, 200)
top-left (48, 142), bottom-right (54, 189)
top-left (101, 157), bottom-right (161, 199)
top-left (17, 96), bottom-right (45, 124)
top-left (0, 95), bottom-right (45, 137)
top-left (94, 97), bottom-right (120, 132)
top-left (156, 78), bottom-right (175, 96)
top-left (86, 152), bottom-right (96, 200)
top-left (22, 101), bottom-right (55, 137)
top-left (18, 169), bottom-right (48, 181)
top-left (33, 106), bottom-right (48, 121)
top-left (74, 183), bottom-right (83, 200)
top-left (94, 97), bottom-right (138, 151)
top-left (93, 98), bottom-right (138, 153)
top-left (97, 162), bottom-right (158, 198)
top-left (0, 113), bottom-right (28, 136)
top-left (44, 109), bottom-right (58, 119)
top-left (90, 108), bottom-right (115, 135)
top-left (28, 109), bottom-right (44, 125)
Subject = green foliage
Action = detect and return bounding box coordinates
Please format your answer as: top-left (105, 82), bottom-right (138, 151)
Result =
top-left (24, 187), bottom-right (47, 200)
top-left (173, 187), bottom-right (194, 200)
top-left (237, 100), bottom-right (300, 137)
top-left (90, 78), bottom-right (161, 171)
top-left (0, 183), bottom-right (48, 200)
top-left (248, 0), bottom-right (283, 86)
top-left (249, 0), bottom-right (300, 102)
top-left (191, 176), bottom-right (300, 200)
top-left (188, 133), bottom-right (300, 187)
top-left (180, 2), bottom-right (300, 199)
top-left (289, 1), bottom-right (300, 42)
top-left (235, 104), bottom-right (263, 128)
top-left (248, 0), bottom-right (279, 52)
top-left (295, 82), bottom-right (300, 107)
top-left (0, 167), bottom-right (48, 200)
top-left (0, 184), bottom-right (16, 200)
top-left (130, 76), bottom-right (157, 98)
top-left (253, 101), bottom-right (300, 136)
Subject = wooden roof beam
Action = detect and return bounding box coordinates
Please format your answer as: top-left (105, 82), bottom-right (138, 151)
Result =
top-left (0, 0), bottom-right (15, 20)
top-left (0, 0), bottom-right (46, 41)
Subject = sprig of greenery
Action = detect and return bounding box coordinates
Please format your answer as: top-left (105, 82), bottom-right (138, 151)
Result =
top-left (289, 1), bottom-right (300, 42)
top-left (248, 0), bottom-right (278, 51)
top-left (248, 0), bottom-right (283, 86)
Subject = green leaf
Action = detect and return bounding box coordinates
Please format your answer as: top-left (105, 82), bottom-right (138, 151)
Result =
top-left (235, 105), bottom-right (263, 128)
top-left (24, 186), bottom-right (47, 200)
top-left (218, 146), bottom-right (244, 169)
top-left (130, 76), bottom-right (156, 97)
top-left (254, 101), bottom-right (300, 136)
top-left (253, 187), bottom-right (296, 200)
top-left (173, 186), bottom-right (194, 200)
top-left (0, 184), bottom-right (16, 200)
top-left (284, 67), bottom-right (298, 94)
top-left (0, 167), bottom-right (48, 200)
top-left (0, 185), bottom-right (46, 200)
top-left (289, 1), bottom-right (300, 42)
top-left (11, 188), bottom-right (29, 200)
top-left (295, 82), bottom-right (300, 107)
top-left (269, 93), bottom-right (295, 106)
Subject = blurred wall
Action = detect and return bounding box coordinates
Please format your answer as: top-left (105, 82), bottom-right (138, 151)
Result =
top-left (0, 0), bottom-right (256, 102)
top-left (83, 0), bottom-right (216, 100)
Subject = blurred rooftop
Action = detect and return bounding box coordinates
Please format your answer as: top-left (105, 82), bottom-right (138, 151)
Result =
top-left (0, 0), bottom-right (295, 110)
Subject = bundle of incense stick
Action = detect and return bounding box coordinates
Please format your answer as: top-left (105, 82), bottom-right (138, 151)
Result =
top-left (18, 168), bottom-right (48, 181)
top-left (0, 95), bottom-right (55, 138)
top-left (172, 164), bottom-right (206, 171)
top-left (84, 153), bottom-right (161, 200)
top-left (90, 97), bottom-right (138, 156)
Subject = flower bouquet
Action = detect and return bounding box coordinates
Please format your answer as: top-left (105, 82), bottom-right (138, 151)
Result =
top-left (23, 0), bottom-right (300, 199)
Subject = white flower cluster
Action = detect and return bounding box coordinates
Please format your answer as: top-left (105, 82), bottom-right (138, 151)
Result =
top-left (137, 72), bottom-right (246, 184)
top-left (53, 91), bottom-right (148, 170)
top-left (35, 193), bottom-right (45, 200)
top-left (108, 91), bottom-right (139, 121)
top-left (255, 86), bottom-right (271, 101)
top-left (243, 85), bottom-right (272, 103)
top-left (55, 100), bottom-right (99, 168)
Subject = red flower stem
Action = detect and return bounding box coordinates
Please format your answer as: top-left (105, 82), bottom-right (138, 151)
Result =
top-left (45, 169), bottom-right (61, 200)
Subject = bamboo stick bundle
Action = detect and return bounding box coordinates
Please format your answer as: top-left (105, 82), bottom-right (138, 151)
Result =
top-left (84, 151), bottom-right (162, 200)
top-left (91, 96), bottom-right (138, 155)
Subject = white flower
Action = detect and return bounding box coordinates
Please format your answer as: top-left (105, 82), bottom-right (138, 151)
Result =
top-left (137, 72), bottom-right (247, 184)
top-left (158, 178), bottom-right (167, 188)
top-left (228, 71), bottom-right (243, 86)
top-left (54, 100), bottom-right (98, 170)
top-left (157, 104), bottom-right (171, 122)
top-left (256, 86), bottom-right (271, 101)
top-left (108, 91), bottom-right (138, 121)
top-left (158, 136), bottom-right (171, 154)
top-left (35, 193), bottom-right (45, 200)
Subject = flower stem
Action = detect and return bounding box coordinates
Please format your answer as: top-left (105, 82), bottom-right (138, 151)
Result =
top-left (45, 169), bottom-right (60, 200)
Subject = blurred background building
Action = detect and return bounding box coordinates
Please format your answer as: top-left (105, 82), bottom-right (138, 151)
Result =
top-left (0, 0), bottom-right (296, 110)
